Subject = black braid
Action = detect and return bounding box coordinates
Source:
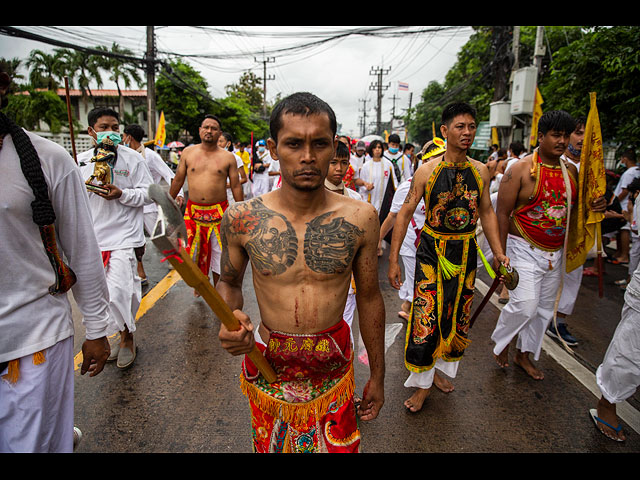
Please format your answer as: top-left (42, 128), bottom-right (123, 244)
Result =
top-left (0, 112), bottom-right (55, 225)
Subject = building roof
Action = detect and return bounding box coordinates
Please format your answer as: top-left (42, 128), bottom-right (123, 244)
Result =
top-left (57, 88), bottom-right (147, 97)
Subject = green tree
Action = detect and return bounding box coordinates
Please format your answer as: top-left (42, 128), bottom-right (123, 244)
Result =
top-left (95, 43), bottom-right (144, 116)
top-left (225, 71), bottom-right (264, 111)
top-left (156, 59), bottom-right (217, 141)
top-left (542, 26), bottom-right (640, 149)
top-left (4, 88), bottom-right (68, 133)
top-left (25, 49), bottom-right (67, 91)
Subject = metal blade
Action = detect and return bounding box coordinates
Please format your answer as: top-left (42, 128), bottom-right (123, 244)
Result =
top-left (148, 184), bottom-right (187, 248)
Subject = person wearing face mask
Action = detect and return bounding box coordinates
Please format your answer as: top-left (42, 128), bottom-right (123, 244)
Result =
top-left (384, 133), bottom-right (412, 184)
top-left (78, 107), bottom-right (153, 370)
top-left (252, 139), bottom-right (272, 197)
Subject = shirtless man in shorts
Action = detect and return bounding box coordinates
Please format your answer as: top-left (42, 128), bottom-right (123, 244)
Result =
top-left (217, 92), bottom-right (385, 453)
top-left (170, 115), bottom-right (243, 287)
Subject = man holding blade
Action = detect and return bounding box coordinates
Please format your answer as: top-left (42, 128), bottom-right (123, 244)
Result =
top-left (217, 92), bottom-right (385, 453)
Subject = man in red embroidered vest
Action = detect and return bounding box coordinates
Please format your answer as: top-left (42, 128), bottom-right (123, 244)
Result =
top-left (170, 115), bottom-right (243, 290)
top-left (216, 92), bottom-right (385, 453)
top-left (491, 111), bottom-right (606, 380)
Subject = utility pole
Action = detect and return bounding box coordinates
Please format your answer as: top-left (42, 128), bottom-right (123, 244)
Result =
top-left (358, 98), bottom-right (369, 137)
top-left (369, 65), bottom-right (390, 135)
top-left (533, 26), bottom-right (545, 74)
top-left (146, 26), bottom-right (157, 139)
top-left (255, 51), bottom-right (275, 117)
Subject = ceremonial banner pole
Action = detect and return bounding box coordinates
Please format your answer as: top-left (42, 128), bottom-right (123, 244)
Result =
top-left (148, 184), bottom-right (277, 383)
top-left (63, 76), bottom-right (77, 164)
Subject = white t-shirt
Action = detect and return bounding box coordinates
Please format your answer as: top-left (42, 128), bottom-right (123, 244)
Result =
top-left (140, 146), bottom-right (180, 214)
top-left (614, 165), bottom-right (640, 210)
top-left (384, 151), bottom-right (412, 184)
top-left (359, 158), bottom-right (398, 211)
top-left (390, 179), bottom-right (426, 257)
top-left (78, 144), bottom-right (153, 251)
top-left (1, 130), bottom-right (110, 362)
top-left (253, 151), bottom-right (271, 180)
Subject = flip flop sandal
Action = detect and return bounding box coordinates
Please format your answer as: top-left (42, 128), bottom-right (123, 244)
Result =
top-left (589, 409), bottom-right (624, 442)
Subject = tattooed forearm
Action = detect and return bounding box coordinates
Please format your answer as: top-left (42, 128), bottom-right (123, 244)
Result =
top-left (227, 198), bottom-right (298, 275)
top-left (219, 215), bottom-right (241, 284)
top-left (304, 211), bottom-right (364, 274)
top-left (404, 176), bottom-right (418, 204)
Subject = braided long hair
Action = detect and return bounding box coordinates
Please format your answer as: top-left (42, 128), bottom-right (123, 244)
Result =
top-left (0, 111), bottom-right (76, 294)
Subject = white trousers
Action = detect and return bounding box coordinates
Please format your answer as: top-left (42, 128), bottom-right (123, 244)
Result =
top-left (404, 358), bottom-right (460, 389)
top-left (105, 248), bottom-right (141, 337)
top-left (0, 336), bottom-right (74, 453)
top-left (491, 236), bottom-right (563, 360)
top-left (557, 264), bottom-right (584, 316)
top-left (596, 302), bottom-right (640, 404)
top-left (400, 254), bottom-right (416, 303)
top-left (252, 176), bottom-right (270, 197)
top-left (343, 293), bottom-right (356, 346)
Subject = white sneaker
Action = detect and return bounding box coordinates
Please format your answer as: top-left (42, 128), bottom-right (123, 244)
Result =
top-left (73, 427), bottom-right (82, 451)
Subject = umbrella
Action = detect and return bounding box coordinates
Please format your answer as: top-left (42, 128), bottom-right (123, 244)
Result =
top-left (359, 134), bottom-right (384, 145)
top-left (166, 141), bottom-right (185, 148)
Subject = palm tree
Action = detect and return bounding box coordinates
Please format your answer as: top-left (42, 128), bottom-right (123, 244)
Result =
top-left (59, 49), bottom-right (104, 113)
top-left (25, 49), bottom-right (67, 91)
top-left (0, 57), bottom-right (25, 91)
top-left (95, 43), bottom-right (144, 117)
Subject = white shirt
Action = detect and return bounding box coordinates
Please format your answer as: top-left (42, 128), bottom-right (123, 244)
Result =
top-left (390, 179), bottom-right (426, 257)
top-left (139, 146), bottom-right (180, 214)
top-left (359, 158), bottom-right (398, 211)
top-left (384, 151), bottom-right (412, 184)
top-left (253, 151), bottom-right (271, 179)
top-left (614, 165), bottom-right (640, 210)
top-left (78, 144), bottom-right (153, 251)
top-left (1, 131), bottom-right (110, 362)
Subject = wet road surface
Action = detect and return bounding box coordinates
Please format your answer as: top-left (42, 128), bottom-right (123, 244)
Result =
top-left (71, 238), bottom-right (640, 453)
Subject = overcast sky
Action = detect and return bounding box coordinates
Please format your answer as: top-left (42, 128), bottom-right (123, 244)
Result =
top-left (0, 26), bottom-right (473, 139)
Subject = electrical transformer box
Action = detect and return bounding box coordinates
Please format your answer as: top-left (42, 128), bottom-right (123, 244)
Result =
top-left (490, 101), bottom-right (512, 127)
top-left (510, 66), bottom-right (538, 115)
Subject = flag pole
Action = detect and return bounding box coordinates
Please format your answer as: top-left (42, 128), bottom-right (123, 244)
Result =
top-left (63, 77), bottom-right (77, 164)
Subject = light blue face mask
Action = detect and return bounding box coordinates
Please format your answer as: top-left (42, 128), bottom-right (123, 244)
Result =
top-left (96, 131), bottom-right (122, 147)
top-left (388, 147), bottom-right (399, 154)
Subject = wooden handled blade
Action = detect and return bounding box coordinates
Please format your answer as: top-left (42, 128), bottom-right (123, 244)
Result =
top-left (148, 184), bottom-right (277, 383)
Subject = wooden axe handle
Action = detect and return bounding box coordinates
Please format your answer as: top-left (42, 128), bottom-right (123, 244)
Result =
top-left (166, 245), bottom-right (277, 383)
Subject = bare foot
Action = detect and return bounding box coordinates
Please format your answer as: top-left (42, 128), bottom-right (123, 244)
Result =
top-left (433, 372), bottom-right (454, 393)
top-left (513, 351), bottom-right (544, 380)
top-left (494, 346), bottom-right (509, 368)
top-left (594, 397), bottom-right (626, 441)
top-left (404, 388), bottom-right (430, 413)
top-left (193, 289), bottom-right (201, 298)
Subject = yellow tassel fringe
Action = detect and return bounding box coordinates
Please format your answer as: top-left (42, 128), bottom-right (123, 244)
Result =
top-left (240, 365), bottom-right (355, 426)
top-left (1, 350), bottom-right (46, 384)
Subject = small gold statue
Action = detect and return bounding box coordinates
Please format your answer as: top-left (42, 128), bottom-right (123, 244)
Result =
top-left (86, 137), bottom-right (116, 194)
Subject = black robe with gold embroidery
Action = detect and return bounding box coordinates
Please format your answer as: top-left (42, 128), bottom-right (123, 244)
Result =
top-left (405, 158), bottom-right (483, 372)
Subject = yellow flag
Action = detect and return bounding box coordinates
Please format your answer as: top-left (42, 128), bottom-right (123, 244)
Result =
top-left (529, 87), bottom-right (544, 147)
top-left (491, 127), bottom-right (499, 147)
top-left (566, 92), bottom-right (606, 272)
top-left (154, 111), bottom-right (166, 148)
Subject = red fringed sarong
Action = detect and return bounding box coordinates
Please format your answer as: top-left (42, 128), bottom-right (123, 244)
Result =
top-left (183, 199), bottom-right (228, 275)
top-left (240, 319), bottom-right (360, 453)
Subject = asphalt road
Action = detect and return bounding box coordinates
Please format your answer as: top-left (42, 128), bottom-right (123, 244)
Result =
top-left (70, 236), bottom-right (640, 454)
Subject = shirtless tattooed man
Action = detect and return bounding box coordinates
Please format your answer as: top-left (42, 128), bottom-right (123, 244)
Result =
top-left (170, 115), bottom-right (243, 287)
top-left (217, 92), bottom-right (385, 453)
